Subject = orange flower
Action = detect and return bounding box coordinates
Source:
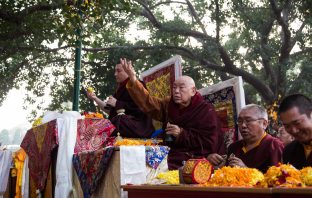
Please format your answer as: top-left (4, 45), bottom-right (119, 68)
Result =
top-left (203, 166), bottom-right (264, 187)
top-left (114, 138), bottom-right (162, 146)
top-left (262, 164), bottom-right (303, 187)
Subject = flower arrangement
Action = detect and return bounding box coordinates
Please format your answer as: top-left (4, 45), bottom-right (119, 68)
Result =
top-left (114, 138), bottom-right (162, 146)
top-left (262, 164), bottom-right (303, 187)
top-left (300, 167), bottom-right (312, 186)
top-left (32, 117), bottom-right (43, 128)
top-left (84, 112), bottom-right (104, 119)
top-left (157, 170), bottom-right (179, 185)
top-left (204, 166), bottom-right (264, 187)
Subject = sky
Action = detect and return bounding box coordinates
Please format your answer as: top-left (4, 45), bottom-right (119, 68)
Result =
top-left (0, 89), bottom-right (32, 132)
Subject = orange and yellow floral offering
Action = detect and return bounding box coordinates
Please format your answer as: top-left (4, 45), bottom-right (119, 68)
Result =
top-left (300, 167), bottom-right (312, 186)
top-left (261, 164), bottom-right (303, 187)
top-left (204, 166), bottom-right (264, 187)
top-left (157, 170), bottom-right (180, 185)
top-left (114, 138), bottom-right (162, 146)
top-left (84, 112), bottom-right (104, 119)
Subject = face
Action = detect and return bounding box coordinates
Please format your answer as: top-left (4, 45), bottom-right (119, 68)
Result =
top-left (276, 126), bottom-right (294, 145)
top-left (279, 107), bottom-right (312, 143)
top-left (172, 78), bottom-right (196, 108)
top-left (114, 64), bottom-right (128, 83)
top-left (237, 108), bottom-right (268, 142)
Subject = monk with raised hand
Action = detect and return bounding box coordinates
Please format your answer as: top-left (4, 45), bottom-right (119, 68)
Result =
top-left (121, 58), bottom-right (222, 170)
top-left (86, 60), bottom-right (154, 138)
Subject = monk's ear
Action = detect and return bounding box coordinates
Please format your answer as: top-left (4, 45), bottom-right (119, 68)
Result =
top-left (262, 119), bottom-right (269, 130)
top-left (191, 86), bottom-right (196, 96)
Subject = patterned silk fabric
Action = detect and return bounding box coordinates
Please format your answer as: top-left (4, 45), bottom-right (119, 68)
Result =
top-left (143, 64), bottom-right (176, 130)
top-left (72, 147), bottom-right (115, 198)
top-left (144, 64), bottom-right (175, 99)
top-left (74, 118), bottom-right (116, 153)
top-left (20, 120), bottom-right (57, 190)
top-left (203, 86), bottom-right (238, 148)
top-left (146, 146), bottom-right (170, 169)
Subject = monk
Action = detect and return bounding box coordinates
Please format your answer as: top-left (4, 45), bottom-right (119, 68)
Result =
top-left (276, 126), bottom-right (294, 146)
top-left (225, 104), bottom-right (284, 172)
top-left (279, 94), bottom-right (312, 169)
top-left (121, 58), bottom-right (221, 169)
top-left (87, 62), bottom-right (154, 138)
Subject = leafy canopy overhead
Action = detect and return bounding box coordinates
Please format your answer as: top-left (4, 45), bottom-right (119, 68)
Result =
top-left (0, 0), bottom-right (311, 120)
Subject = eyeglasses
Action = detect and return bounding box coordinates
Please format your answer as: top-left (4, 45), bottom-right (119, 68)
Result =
top-left (236, 118), bottom-right (264, 126)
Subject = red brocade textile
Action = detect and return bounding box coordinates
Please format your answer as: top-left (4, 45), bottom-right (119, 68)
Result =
top-left (74, 118), bottom-right (116, 153)
top-left (20, 120), bottom-right (57, 190)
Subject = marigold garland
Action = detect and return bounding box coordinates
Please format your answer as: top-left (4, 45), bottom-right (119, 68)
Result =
top-left (203, 166), bottom-right (264, 187)
top-left (114, 138), bottom-right (162, 146)
top-left (262, 164), bottom-right (303, 187)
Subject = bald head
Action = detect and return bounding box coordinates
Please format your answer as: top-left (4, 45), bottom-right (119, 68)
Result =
top-left (172, 76), bottom-right (197, 108)
top-left (175, 76), bottom-right (196, 88)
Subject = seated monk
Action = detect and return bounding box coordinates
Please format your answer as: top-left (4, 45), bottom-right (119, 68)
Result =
top-left (225, 104), bottom-right (284, 173)
top-left (87, 61), bottom-right (154, 138)
top-left (121, 58), bottom-right (221, 170)
top-left (279, 94), bottom-right (312, 169)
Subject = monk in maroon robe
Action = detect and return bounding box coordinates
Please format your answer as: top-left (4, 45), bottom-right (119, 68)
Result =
top-left (87, 63), bottom-right (154, 138)
top-left (121, 58), bottom-right (221, 169)
top-left (226, 104), bottom-right (284, 173)
top-left (279, 94), bottom-right (312, 169)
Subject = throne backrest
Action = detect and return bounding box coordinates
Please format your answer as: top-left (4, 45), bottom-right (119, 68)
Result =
top-left (198, 77), bottom-right (246, 150)
top-left (140, 55), bottom-right (182, 130)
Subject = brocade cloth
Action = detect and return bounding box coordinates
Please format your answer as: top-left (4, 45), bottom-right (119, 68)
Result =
top-left (20, 120), bottom-right (57, 190)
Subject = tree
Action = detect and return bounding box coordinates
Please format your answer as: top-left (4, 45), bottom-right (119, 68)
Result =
top-left (0, 0), bottom-right (311, 121)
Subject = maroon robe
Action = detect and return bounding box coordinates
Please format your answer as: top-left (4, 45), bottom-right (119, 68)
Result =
top-left (227, 134), bottom-right (284, 172)
top-left (283, 140), bottom-right (312, 169)
top-left (166, 92), bottom-right (220, 169)
top-left (109, 78), bottom-right (155, 138)
top-left (126, 80), bottom-right (221, 170)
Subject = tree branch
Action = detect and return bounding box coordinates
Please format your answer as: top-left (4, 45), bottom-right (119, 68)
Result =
top-left (150, 1), bottom-right (187, 9)
top-left (269, 0), bottom-right (292, 61)
top-left (185, 0), bottom-right (208, 35)
top-left (0, 2), bottom-right (64, 24)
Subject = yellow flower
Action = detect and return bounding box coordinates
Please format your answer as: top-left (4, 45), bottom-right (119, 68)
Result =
top-left (87, 87), bottom-right (94, 93)
top-left (157, 170), bottom-right (179, 184)
top-left (301, 167), bottom-right (312, 186)
top-left (32, 117), bottom-right (43, 128)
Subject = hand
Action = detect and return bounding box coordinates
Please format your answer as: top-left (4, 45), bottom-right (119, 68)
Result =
top-left (207, 153), bottom-right (225, 166)
top-left (86, 91), bottom-right (97, 101)
top-left (106, 96), bottom-right (117, 107)
top-left (165, 122), bottom-right (182, 137)
top-left (120, 58), bottom-right (137, 83)
top-left (228, 155), bottom-right (247, 168)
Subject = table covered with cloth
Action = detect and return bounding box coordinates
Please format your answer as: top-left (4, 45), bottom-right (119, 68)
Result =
top-left (73, 145), bottom-right (170, 198)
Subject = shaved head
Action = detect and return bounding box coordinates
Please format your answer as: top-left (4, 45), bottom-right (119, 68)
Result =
top-left (172, 76), bottom-right (197, 108)
top-left (175, 76), bottom-right (196, 88)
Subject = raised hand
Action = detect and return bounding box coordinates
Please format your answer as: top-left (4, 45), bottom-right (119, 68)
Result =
top-left (120, 58), bottom-right (137, 83)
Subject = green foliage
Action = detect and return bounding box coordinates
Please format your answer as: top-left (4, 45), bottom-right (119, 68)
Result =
top-left (0, 0), bottom-right (311, 122)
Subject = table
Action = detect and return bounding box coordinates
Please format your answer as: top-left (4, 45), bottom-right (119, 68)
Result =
top-left (122, 185), bottom-right (312, 198)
